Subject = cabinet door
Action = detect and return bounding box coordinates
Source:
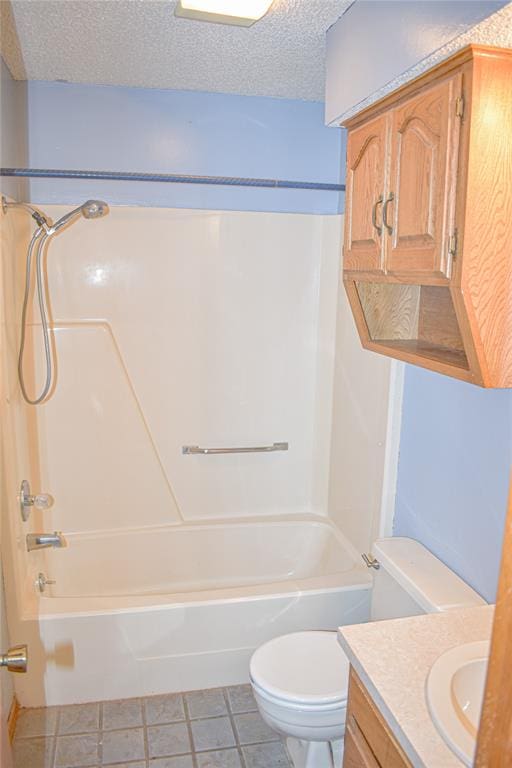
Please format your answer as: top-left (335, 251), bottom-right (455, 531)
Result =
top-left (344, 115), bottom-right (389, 273)
top-left (386, 74), bottom-right (462, 278)
top-left (344, 721), bottom-right (380, 768)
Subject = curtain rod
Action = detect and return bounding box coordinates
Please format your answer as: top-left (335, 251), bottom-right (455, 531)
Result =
top-left (0, 168), bottom-right (345, 193)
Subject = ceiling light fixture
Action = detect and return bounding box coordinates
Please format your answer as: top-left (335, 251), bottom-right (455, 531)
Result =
top-left (174, 0), bottom-right (274, 27)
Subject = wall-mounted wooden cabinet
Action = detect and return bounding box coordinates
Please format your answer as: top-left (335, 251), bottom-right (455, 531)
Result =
top-left (342, 45), bottom-right (512, 387)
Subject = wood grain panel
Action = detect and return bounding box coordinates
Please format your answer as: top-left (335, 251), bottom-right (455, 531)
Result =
top-left (344, 278), bottom-right (474, 382)
top-left (418, 286), bottom-right (465, 352)
top-left (344, 115), bottom-right (389, 273)
top-left (355, 282), bottom-right (420, 341)
top-left (344, 669), bottom-right (412, 768)
top-left (7, 696), bottom-right (20, 744)
top-left (378, 339), bottom-right (468, 370)
top-left (387, 74), bottom-right (462, 277)
top-left (344, 721), bottom-right (380, 768)
top-left (475, 476), bottom-right (512, 767)
top-left (460, 49), bottom-right (512, 387)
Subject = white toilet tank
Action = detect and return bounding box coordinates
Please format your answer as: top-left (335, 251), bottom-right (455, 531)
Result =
top-left (370, 538), bottom-right (486, 621)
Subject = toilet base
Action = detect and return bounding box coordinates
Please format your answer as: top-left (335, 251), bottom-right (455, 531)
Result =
top-left (286, 736), bottom-right (344, 768)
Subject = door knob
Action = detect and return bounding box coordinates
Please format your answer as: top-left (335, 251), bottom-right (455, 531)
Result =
top-left (0, 645), bottom-right (28, 673)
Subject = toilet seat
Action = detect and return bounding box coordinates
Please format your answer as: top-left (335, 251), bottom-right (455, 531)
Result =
top-left (251, 679), bottom-right (346, 713)
top-left (250, 631), bottom-right (350, 707)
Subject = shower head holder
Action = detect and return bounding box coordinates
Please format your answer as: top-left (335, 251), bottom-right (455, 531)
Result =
top-left (1, 195), bottom-right (52, 229)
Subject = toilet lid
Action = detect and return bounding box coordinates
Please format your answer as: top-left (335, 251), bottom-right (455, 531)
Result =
top-left (250, 631), bottom-right (350, 706)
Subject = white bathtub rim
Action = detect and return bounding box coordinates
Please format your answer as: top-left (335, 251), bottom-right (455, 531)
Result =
top-left (26, 571), bottom-right (372, 620)
top-left (54, 512), bottom-right (360, 550)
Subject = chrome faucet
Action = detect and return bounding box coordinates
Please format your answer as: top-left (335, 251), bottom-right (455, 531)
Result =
top-left (26, 532), bottom-right (66, 552)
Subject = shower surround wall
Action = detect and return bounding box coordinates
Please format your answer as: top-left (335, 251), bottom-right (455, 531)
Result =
top-left (0, 57), bottom-right (30, 766)
top-left (28, 205), bottom-right (341, 530)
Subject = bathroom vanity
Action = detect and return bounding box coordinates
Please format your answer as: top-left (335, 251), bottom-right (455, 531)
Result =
top-left (338, 605), bottom-right (494, 767)
top-left (344, 669), bottom-right (411, 768)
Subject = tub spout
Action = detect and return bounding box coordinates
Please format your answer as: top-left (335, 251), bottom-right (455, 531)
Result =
top-left (26, 532), bottom-right (66, 552)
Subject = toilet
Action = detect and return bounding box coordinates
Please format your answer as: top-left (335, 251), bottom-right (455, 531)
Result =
top-left (249, 537), bottom-right (486, 768)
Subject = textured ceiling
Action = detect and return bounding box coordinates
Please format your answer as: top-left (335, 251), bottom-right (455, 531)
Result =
top-left (2, 0), bottom-right (353, 100)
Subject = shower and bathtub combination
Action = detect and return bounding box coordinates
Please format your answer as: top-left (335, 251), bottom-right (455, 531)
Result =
top-left (0, 195), bottom-right (396, 707)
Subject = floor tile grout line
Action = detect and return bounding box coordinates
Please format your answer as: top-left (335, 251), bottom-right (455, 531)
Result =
top-left (51, 708), bottom-right (60, 768)
top-left (141, 695), bottom-right (149, 768)
top-left (182, 693), bottom-right (199, 768)
top-left (222, 687), bottom-right (247, 768)
top-left (98, 700), bottom-right (103, 765)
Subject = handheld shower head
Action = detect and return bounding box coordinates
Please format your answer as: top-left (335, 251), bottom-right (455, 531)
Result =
top-left (81, 200), bottom-right (109, 219)
top-left (52, 199), bottom-right (109, 232)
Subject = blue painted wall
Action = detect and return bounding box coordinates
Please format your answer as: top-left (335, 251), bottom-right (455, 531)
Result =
top-left (394, 366), bottom-right (512, 602)
top-left (1, 57), bottom-right (28, 200)
top-left (325, 0), bottom-right (506, 124)
top-left (27, 81), bottom-right (345, 214)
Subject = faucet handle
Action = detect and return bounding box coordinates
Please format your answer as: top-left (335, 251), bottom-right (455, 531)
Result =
top-left (35, 573), bottom-right (56, 593)
top-left (19, 480), bottom-right (54, 521)
top-left (33, 494), bottom-right (54, 510)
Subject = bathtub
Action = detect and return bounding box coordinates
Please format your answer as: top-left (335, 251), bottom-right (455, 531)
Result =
top-left (14, 517), bottom-right (371, 706)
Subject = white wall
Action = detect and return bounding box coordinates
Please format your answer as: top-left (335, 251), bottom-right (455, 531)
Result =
top-left (327, 277), bottom-right (396, 555)
top-left (26, 206), bottom-right (341, 533)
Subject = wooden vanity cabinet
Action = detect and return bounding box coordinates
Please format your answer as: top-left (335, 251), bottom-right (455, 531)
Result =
top-left (343, 669), bottom-right (411, 768)
top-left (342, 45), bottom-right (512, 387)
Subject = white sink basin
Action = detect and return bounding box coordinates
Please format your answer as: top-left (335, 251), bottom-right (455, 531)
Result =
top-left (427, 640), bottom-right (489, 766)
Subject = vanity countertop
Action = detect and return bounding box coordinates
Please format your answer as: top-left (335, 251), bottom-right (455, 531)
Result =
top-left (338, 605), bottom-right (494, 768)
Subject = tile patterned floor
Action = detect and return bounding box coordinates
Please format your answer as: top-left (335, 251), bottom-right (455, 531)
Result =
top-left (13, 685), bottom-right (293, 768)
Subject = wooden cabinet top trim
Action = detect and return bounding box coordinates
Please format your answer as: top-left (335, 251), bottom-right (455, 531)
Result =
top-left (342, 44), bottom-right (512, 129)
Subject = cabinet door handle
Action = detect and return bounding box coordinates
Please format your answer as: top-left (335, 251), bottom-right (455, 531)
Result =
top-left (382, 192), bottom-right (394, 234)
top-left (371, 195), bottom-right (384, 236)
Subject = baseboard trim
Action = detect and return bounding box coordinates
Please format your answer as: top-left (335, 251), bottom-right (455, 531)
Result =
top-left (7, 695), bottom-right (20, 744)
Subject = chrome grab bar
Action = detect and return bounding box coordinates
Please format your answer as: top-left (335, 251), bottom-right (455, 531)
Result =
top-left (182, 442), bottom-right (288, 455)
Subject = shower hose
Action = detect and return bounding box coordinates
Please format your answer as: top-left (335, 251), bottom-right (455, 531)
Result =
top-left (18, 226), bottom-right (54, 404)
